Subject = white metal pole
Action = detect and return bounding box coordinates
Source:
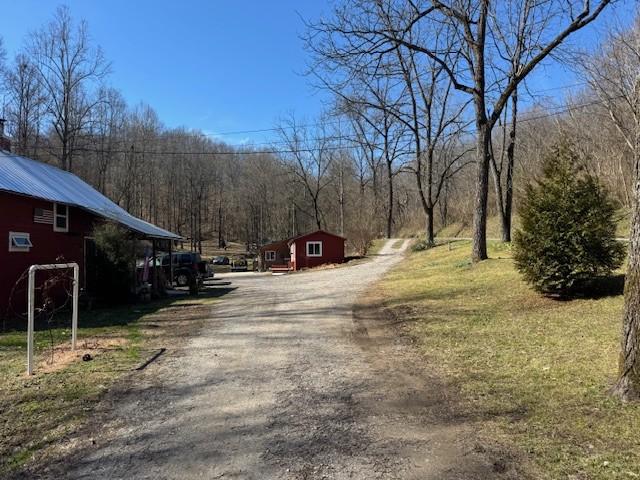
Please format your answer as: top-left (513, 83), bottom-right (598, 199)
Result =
top-left (27, 266), bottom-right (36, 375)
top-left (25, 262), bottom-right (79, 374)
top-left (72, 264), bottom-right (79, 350)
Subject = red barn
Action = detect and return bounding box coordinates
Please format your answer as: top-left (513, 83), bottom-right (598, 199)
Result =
top-left (288, 230), bottom-right (346, 271)
top-left (0, 147), bottom-right (180, 317)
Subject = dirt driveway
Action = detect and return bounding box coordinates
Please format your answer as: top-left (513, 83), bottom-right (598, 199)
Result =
top-left (29, 239), bottom-right (500, 480)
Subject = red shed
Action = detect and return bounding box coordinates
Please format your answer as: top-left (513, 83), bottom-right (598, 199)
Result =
top-left (288, 230), bottom-right (346, 271)
top-left (259, 239), bottom-right (291, 270)
top-left (0, 148), bottom-right (180, 317)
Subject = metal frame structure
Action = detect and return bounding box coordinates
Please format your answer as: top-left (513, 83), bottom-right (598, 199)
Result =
top-left (27, 263), bottom-right (79, 375)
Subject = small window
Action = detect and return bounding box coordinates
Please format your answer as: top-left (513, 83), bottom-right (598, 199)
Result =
top-left (53, 203), bottom-right (69, 232)
top-left (306, 241), bottom-right (322, 257)
top-left (265, 251), bottom-right (276, 261)
top-left (9, 232), bottom-right (32, 252)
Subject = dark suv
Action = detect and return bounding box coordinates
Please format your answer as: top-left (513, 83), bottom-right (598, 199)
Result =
top-left (159, 252), bottom-right (211, 287)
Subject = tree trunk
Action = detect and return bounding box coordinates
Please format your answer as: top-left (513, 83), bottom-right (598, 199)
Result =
top-left (339, 166), bottom-right (345, 236)
top-left (217, 200), bottom-right (224, 248)
top-left (489, 94), bottom-right (517, 244)
top-left (439, 180), bottom-right (449, 228)
top-left (426, 205), bottom-right (434, 246)
top-left (386, 161), bottom-right (394, 239)
top-left (502, 89), bottom-right (517, 243)
top-left (613, 179), bottom-right (640, 401)
top-left (613, 78), bottom-right (640, 401)
top-left (500, 209), bottom-right (512, 243)
top-left (198, 199), bottom-right (203, 254)
top-left (472, 122), bottom-right (491, 262)
top-left (313, 198), bottom-right (322, 231)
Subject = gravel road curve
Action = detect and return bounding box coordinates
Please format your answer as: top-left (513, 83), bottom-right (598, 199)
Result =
top-left (29, 239), bottom-right (498, 480)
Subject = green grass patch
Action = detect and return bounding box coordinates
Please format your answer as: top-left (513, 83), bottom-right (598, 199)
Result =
top-left (436, 215), bottom-right (520, 239)
top-left (378, 241), bottom-right (640, 479)
top-left (0, 290), bottom-right (221, 476)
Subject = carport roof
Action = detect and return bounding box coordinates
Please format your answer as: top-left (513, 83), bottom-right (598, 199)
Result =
top-left (0, 150), bottom-right (181, 240)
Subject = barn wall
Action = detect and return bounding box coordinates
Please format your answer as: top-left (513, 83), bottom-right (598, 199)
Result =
top-left (0, 191), bottom-right (97, 318)
top-left (292, 231), bottom-right (345, 271)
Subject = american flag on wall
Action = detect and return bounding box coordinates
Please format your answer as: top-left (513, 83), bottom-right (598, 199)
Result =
top-left (34, 208), bottom-right (54, 225)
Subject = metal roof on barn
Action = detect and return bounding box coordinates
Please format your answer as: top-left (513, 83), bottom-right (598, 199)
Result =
top-left (0, 150), bottom-right (181, 240)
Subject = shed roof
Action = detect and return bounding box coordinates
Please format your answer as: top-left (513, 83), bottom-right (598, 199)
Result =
top-left (0, 150), bottom-right (181, 240)
top-left (287, 230), bottom-right (346, 246)
top-left (259, 239), bottom-right (291, 253)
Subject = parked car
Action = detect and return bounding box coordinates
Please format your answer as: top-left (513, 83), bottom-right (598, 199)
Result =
top-left (145, 251), bottom-right (211, 287)
top-left (212, 255), bottom-right (230, 265)
top-left (230, 255), bottom-right (248, 272)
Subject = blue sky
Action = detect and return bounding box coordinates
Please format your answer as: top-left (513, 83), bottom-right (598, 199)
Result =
top-left (1, 1), bottom-right (331, 146)
top-left (1, 1), bottom-right (636, 146)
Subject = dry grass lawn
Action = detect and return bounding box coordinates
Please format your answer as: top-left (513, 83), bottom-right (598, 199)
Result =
top-left (435, 209), bottom-right (630, 240)
top-left (377, 240), bottom-right (640, 479)
top-left (0, 290), bottom-right (222, 476)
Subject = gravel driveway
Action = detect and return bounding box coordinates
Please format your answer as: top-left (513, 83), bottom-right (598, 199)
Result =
top-left (30, 239), bottom-right (496, 480)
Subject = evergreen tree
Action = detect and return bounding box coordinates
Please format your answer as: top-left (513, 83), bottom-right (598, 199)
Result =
top-left (513, 141), bottom-right (625, 295)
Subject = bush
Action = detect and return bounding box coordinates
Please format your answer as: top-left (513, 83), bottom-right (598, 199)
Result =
top-left (92, 222), bottom-right (138, 303)
top-left (412, 239), bottom-right (435, 252)
top-left (513, 141), bottom-right (625, 296)
top-left (347, 217), bottom-right (377, 256)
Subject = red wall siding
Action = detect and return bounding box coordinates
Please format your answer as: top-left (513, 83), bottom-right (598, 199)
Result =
top-left (259, 241), bottom-right (291, 269)
top-left (291, 231), bottom-right (345, 271)
top-left (0, 191), bottom-right (97, 316)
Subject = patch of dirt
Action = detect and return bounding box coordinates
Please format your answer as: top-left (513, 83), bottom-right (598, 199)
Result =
top-left (37, 337), bottom-right (127, 374)
top-left (353, 289), bottom-right (532, 479)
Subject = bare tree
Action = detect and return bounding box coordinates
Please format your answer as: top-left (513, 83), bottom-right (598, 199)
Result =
top-left (0, 36), bottom-right (6, 80)
top-left (308, 0), bottom-right (614, 260)
top-left (344, 104), bottom-right (385, 216)
top-left (390, 41), bottom-right (471, 245)
top-left (89, 87), bottom-right (127, 192)
top-left (276, 114), bottom-right (335, 230)
top-left (29, 5), bottom-right (110, 171)
top-left (3, 54), bottom-right (45, 157)
top-left (581, 16), bottom-right (640, 205)
top-left (339, 81), bottom-right (406, 238)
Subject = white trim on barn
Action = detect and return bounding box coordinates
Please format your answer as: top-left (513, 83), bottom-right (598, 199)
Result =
top-left (9, 231), bottom-right (32, 252)
top-left (53, 203), bottom-right (69, 232)
top-left (306, 241), bottom-right (322, 257)
top-left (265, 250), bottom-right (276, 261)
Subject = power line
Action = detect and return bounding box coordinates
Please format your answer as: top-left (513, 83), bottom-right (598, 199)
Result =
top-left (30, 95), bottom-right (621, 158)
top-left (31, 142), bottom-right (393, 157)
top-left (518, 94), bottom-right (626, 124)
top-left (187, 81), bottom-right (591, 139)
top-left (73, 132), bottom-right (391, 151)
top-left (23, 92), bottom-right (624, 159)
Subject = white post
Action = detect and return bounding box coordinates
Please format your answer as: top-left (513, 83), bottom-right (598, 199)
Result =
top-left (72, 264), bottom-right (79, 350)
top-left (27, 266), bottom-right (36, 376)
top-left (26, 262), bottom-right (79, 375)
